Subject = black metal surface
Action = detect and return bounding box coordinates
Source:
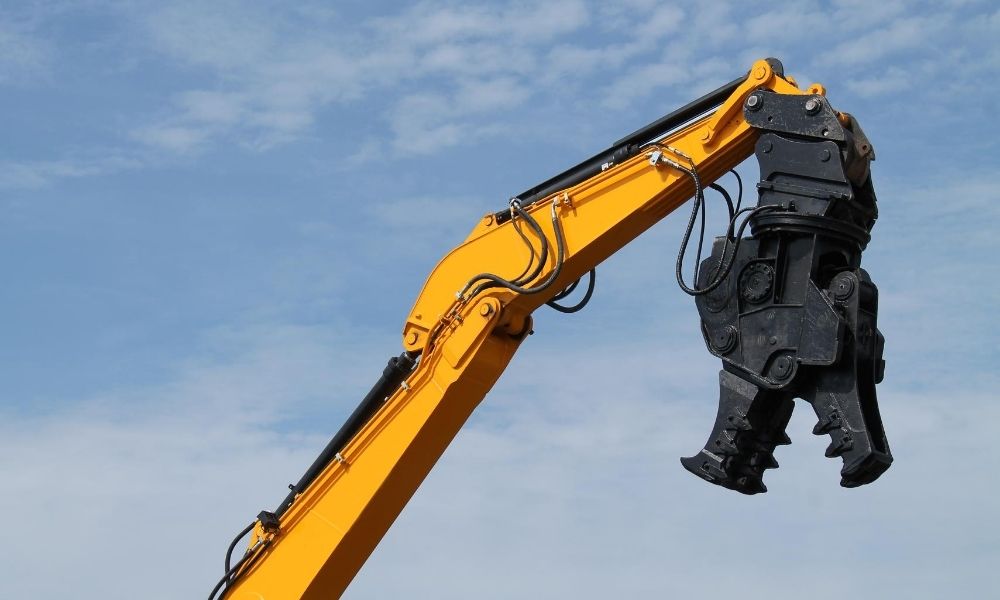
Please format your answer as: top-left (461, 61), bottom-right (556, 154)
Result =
top-left (744, 91), bottom-right (846, 142)
top-left (256, 510), bottom-right (280, 532)
top-left (682, 99), bottom-right (891, 494)
top-left (274, 351), bottom-right (417, 517)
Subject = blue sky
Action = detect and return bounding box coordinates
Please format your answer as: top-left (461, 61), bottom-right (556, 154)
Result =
top-left (1, 1), bottom-right (997, 598)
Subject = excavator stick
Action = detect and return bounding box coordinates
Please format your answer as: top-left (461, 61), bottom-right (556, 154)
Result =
top-left (682, 90), bottom-right (892, 493)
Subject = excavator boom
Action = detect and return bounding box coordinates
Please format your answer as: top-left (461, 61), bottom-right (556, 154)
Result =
top-left (211, 58), bottom-right (891, 600)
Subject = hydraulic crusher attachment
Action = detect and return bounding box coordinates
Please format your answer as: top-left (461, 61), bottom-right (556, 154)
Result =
top-left (681, 90), bottom-right (892, 494)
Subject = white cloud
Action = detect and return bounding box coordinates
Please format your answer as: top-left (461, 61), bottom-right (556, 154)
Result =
top-left (0, 21), bottom-right (50, 84)
top-left (0, 320), bottom-right (387, 599)
top-left (131, 123), bottom-right (211, 154)
top-left (124, 1), bottom-right (594, 156)
top-left (602, 56), bottom-right (690, 109)
top-left (845, 66), bottom-right (912, 97)
top-left (3, 3), bottom-right (1000, 599)
top-left (4, 303), bottom-right (995, 599)
top-left (822, 15), bottom-right (948, 67)
top-left (0, 155), bottom-right (141, 189)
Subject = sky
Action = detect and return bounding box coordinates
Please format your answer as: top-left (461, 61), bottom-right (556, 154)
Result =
top-left (1, 0), bottom-right (997, 598)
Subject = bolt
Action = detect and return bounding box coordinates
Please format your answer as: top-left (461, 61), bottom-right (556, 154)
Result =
top-left (804, 97), bottom-right (822, 115)
top-left (753, 66), bottom-right (767, 80)
top-left (833, 275), bottom-right (855, 301)
top-left (711, 327), bottom-right (737, 354)
top-left (761, 140), bottom-right (772, 153)
top-left (479, 303), bottom-right (494, 317)
top-left (700, 128), bottom-right (711, 141)
top-left (405, 331), bottom-right (419, 345)
top-left (769, 355), bottom-right (794, 381)
top-left (820, 149), bottom-right (831, 162)
top-left (483, 214), bottom-right (494, 226)
top-left (746, 94), bottom-right (762, 111)
top-left (769, 336), bottom-right (778, 345)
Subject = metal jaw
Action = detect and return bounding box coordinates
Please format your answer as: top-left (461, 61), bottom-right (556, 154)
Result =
top-left (682, 92), bottom-right (891, 493)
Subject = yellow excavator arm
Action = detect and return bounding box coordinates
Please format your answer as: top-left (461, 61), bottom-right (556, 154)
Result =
top-left (212, 58), bottom-right (891, 599)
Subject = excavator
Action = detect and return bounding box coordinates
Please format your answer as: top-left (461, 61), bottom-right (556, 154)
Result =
top-left (208, 58), bottom-right (892, 599)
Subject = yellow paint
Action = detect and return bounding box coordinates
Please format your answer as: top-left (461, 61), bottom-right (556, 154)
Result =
top-left (225, 59), bottom-right (812, 599)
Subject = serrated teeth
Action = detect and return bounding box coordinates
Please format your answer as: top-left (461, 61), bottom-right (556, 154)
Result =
top-left (747, 451), bottom-right (779, 470)
top-left (726, 413), bottom-right (752, 431)
top-left (713, 434), bottom-right (739, 456)
top-left (735, 476), bottom-right (767, 494)
top-left (813, 410), bottom-right (842, 435)
top-left (825, 434), bottom-right (854, 458)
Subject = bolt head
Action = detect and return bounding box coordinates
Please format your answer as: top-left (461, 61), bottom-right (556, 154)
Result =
top-left (769, 355), bottom-right (794, 380)
top-left (820, 149), bottom-right (832, 162)
top-left (711, 327), bottom-right (737, 354)
top-left (804, 97), bottom-right (822, 114)
top-left (405, 331), bottom-right (419, 345)
top-left (746, 94), bottom-right (762, 110)
top-left (761, 140), bottom-right (772, 153)
top-left (832, 275), bottom-right (855, 301)
top-left (479, 304), bottom-right (494, 317)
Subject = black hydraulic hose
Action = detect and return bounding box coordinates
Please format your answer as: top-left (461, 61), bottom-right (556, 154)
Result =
top-left (274, 351), bottom-right (417, 517)
top-left (209, 539), bottom-right (271, 600)
top-left (465, 200), bottom-right (567, 299)
top-left (731, 170), bottom-right (744, 217)
top-left (695, 182), bottom-right (736, 287)
top-left (508, 202), bottom-right (549, 287)
top-left (676, 205), bottom-right (780, 296)
top-left (709, 182), bottom-right (735, 223)
top-left (463, 202), bottom-right (549, 298)
top-left (694, 184), bottom-right (706, 286)
top-left (549, 277), bottom-right (580, 302)
top-left (546, 269), bottom-right (596, 314)
top-left (224, 521), bottom-right (255, 573)
top-left (508, 213), bottom-right (539, 285)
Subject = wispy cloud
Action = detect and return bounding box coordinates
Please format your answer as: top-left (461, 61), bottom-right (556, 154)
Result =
top-left (0, 20), bottom-right (50, 85)
top-left (3, 4), bottom-right (1000, 598)
top-left (126, 1), bottom-right (597, 155)
top-left (0, 154), bottom-right (141, 189)
top-left (6, 310), bottom-right (987, 599)
top-left (823, 15), bottom-right (949, 67)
